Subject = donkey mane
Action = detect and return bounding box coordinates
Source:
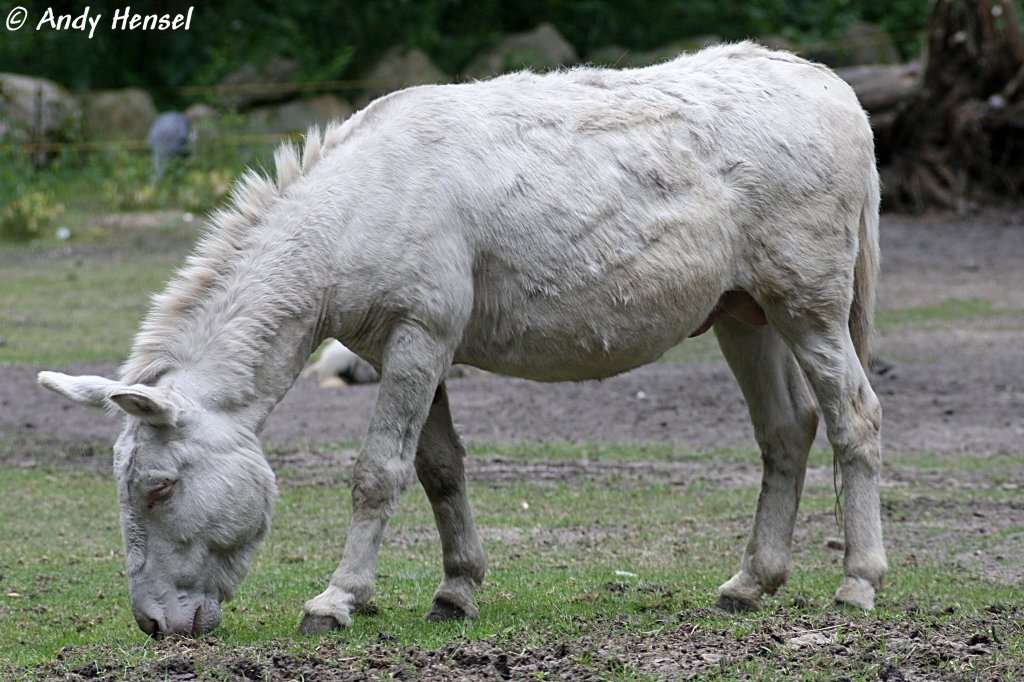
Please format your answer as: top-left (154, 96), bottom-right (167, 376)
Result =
top-left (119, 119), bottom-right (361, 387)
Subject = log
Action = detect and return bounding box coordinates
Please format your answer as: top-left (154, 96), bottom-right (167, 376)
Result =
top-left (835, 63), bottom-right (921, 114)
top-left (835, 63), bottom-right (922, 164)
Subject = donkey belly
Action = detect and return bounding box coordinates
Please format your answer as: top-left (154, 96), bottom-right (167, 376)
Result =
top-left (456, 271), bottom-right (723, 382)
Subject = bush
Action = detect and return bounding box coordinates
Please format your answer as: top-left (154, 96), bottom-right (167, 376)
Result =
top-left (0, 188), bottom-right (64, 242)
top-left (0, 143), bottom-right (64, 242)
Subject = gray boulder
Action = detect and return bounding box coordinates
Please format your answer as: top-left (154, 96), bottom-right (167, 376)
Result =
top-left (246, 95), bottom-right (353, 136)
top-left (461, 23), bottom-right (579, 80)
top-left (808, 22), bottom-right (902, 67)
top-left (0, 72), bottom-right (81, 143)
top-left (588, 36), bottom-right (722, 68)
top-left (81, 88), bottom-right (157, 140)
top-left (356, 46), bottom-right (448, 108)
top-left (218, 54), bottom-right (302, 109)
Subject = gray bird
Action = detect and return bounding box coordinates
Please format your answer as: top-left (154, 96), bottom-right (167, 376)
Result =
top-left (147, 111), bottom-right (192, 179)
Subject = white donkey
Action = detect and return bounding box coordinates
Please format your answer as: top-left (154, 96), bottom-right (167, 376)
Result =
top-left (39, 42), bottom-right (884, 637)
top-left (303, 339), bottom-right (380, 388)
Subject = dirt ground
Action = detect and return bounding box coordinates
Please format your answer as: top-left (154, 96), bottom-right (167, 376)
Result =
top-left (3, 209), bottom-right (1024, 680)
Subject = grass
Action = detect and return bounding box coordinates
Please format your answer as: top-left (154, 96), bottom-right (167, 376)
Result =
top-left (0, 465), bottom-right (742, 665)
top-left (1, 444), bottom-right (1022, 679)
top-left (876, 297), bottom-right (1023, 332)
top-left (0, 249), bottom-right (182, 365)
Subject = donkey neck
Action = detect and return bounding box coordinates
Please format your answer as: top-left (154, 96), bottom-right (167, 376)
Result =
top-left (188, 251), bottom-right (334, 432)
top-left (123, 214), bottom-right (338, 434)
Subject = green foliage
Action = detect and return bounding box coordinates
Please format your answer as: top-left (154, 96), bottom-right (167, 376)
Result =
top-left (74, 109), bottom-right (262, 212)
top-left (0, 0), bottom-right (945, 110)
top-left (0, 187), bottom-right (64, 242)
top-left (0, 147), bottom-right (63, 242)
top-left (0, 107), bottom-right (268, 235)
top-left (192, 5), bottom-right (355, 86)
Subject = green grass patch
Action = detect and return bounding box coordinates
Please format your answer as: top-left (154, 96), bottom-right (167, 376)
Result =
top-left (0, 250), bottom-right (181, 365)
top-left (467, 442), bottom-right (843, 467)
top-left (0, 466), bottom-right (740, 666)
top-left (2, 440), bottom-right (1023, 679)
top-left (876, 298), bottom-right (1023, 331)
top-left (657, 332), bottom-right (722, 364)
top-left (885, 449), bottom-right (1024, 472)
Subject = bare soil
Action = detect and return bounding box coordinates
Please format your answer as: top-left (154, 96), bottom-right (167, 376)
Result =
top-left (23, 602), bottom-right (1024, 681)
top-left (2, 209), bottom-right (1023, 680)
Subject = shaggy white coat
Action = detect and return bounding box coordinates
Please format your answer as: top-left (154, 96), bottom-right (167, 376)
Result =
top-left (39, 42), bottom-right (883, 635)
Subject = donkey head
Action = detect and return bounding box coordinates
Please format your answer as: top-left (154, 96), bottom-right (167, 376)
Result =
top-left (38, 371), bottom-right (276, 636)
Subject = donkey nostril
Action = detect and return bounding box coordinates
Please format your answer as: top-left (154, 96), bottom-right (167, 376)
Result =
top-left (190, 605), bottom-right (203, 635)
top-left (137, 616), bottom-right (159, 636)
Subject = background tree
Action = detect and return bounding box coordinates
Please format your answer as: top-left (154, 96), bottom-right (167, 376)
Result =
top-left (887, 0), bottom-right (1024, 210)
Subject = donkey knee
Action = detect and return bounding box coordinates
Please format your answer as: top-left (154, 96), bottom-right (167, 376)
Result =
top-left (351, 457), bottom-right (414, 512)
top-left (834, 382), bottom-right (881, 442)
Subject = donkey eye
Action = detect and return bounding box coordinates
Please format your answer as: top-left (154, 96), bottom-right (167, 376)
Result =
top-left (146, 481), bottom-right (176, 509)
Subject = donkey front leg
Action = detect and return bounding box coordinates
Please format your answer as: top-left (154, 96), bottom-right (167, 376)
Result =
top-left (416, 383), bottom-right (486, 621)
top-left (299, 324), bottom-right (450, 633)
top-left (713, 318), bottom-right (820, 611)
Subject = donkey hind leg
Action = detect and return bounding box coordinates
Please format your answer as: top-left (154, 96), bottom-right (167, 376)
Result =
top-left (299, 323), bottom-right (452, 634)
top-left (713, 317), bottom-right (819, 611)
top-left (774, 312), bottom-right (886, 610)
top-left (415, 383), bottom-right (486, 621)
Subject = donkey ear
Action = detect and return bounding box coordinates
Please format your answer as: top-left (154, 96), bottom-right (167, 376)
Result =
top-left (107, 385), bottom-right (185, 427)
top-left (38, 371), bottom-right (119, 409)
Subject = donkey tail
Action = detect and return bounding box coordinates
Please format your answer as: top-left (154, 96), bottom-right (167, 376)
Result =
top-left (849, 164), bottom-right (881, 370)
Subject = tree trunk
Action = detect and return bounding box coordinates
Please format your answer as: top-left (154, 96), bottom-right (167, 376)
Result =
top-left (888, 0), bottom-right (1024, 211)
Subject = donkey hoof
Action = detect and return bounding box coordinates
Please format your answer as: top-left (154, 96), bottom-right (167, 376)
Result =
top-left (834, 577), bottom-right (875, 611)
top-left (715, 572), bottom-right (764, 612)
top-left (426, 597), bottom-right (476, 622)
top-left (298, 614), bottom-right (349, 635)
top-left (715, 593), bottom-right (761, 613)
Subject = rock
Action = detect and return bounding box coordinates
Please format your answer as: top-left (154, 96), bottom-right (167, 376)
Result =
top-left (356, 46), bottom-right (449, 108)
top-left (80, 88), bottom-right (157, 140)
top-left (756, 35), bottom-right (799, 53)
top-left (0, 72), bottom-right (82, 144)
top-left (245, 95), bottom-right (353, 136)
top-left (586, 44), bottom-right (633, 68)
top-left (182, 103), bottom-right (218, 138)
top-left (808, 21), bottom-right (902, 67)
top-left (786, 631), bottom-right (834, 649)
top-left (824, 537), bottom-right (846, 551)
top-left (218, 54), bottom-right (302, 109)
top-left (587, 36), bottom-right (721, 68)
top-left (184, 103), bottom-right (217, 122)
top-left (461, 23), bottom-right (579, 80)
